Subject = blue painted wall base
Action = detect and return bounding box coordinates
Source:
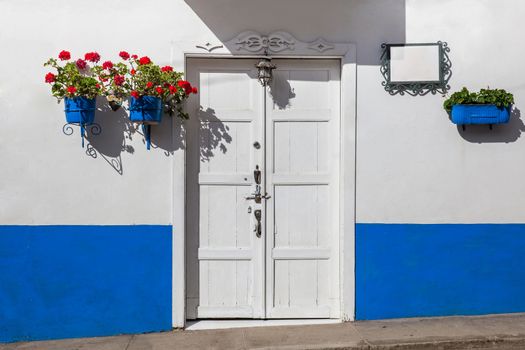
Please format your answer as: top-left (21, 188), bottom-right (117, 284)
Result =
top-left (356, 224), bottom-right (525, 320)
top-left (0, 225), bottom-right (172, 343)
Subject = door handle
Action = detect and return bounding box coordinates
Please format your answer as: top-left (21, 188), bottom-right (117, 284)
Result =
top-left (254, 209), bottom-right (262, 238)
top-left (254, 165), bottom-right (261, 185)
top-left (245, 192), bottom-right (271, 203)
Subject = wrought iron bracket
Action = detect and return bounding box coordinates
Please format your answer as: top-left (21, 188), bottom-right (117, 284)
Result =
top-left (380, 41), bottom-right (452, 96)
top-left (142, 124), bottom-right (152, 151)
top-left (62, 122), bottom-right (101, 148)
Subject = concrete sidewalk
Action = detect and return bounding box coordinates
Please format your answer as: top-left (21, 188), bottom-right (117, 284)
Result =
top-left (3, 313), bottom-right (525, 350)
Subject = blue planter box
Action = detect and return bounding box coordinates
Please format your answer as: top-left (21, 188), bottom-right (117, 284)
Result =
top-left (129, 96), bottom-right (162, 124)
top-left (64, 97), bottom-right (96, 124)
top-left (451, 104), bottom-right (511, 125)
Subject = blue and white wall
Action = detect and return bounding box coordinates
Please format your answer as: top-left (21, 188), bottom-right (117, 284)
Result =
top-left (0, 0), bottom-right (199, 342)
top-left (2, 0), bottom-right (525, 342)
top-left (356, 1), bottom-right (525, 320)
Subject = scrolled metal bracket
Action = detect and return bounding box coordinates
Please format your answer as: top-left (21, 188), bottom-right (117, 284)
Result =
top-left (62, 122), bottom-right (101, 148)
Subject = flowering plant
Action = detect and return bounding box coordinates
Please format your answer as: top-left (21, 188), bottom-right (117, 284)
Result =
top-left (96, 53), bottom-right (131, 110)
top-left (116, 52), bottom-right (197, 119)
top-left (44, 50), bottom-right (104, 100)
top-left (44, 50), bottom-right (197, 119)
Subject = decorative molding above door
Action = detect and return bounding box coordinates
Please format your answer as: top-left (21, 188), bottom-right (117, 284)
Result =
top-left (193, 31), bottom-right (353, 57)
top-left (233, 31), bottom-right (295, 53)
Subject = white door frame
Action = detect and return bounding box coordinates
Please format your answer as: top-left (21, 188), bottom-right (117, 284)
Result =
top-left (172, 31), bottom-right (357, 328)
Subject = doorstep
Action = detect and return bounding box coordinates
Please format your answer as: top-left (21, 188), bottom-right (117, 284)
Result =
top-left (3, 313), bottom-right (525, 349)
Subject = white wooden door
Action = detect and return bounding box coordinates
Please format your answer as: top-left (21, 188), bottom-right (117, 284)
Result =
top-left (186, 58), bottom-right (340, 319)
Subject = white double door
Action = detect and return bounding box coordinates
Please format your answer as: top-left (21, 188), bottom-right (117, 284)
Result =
top-left (186, 58), bottom-right (340, 319)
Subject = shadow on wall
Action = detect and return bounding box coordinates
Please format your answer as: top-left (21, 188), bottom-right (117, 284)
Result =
top-left (184, 0), bottom-right (406, 65)
top-left (84, 98), bottom-right (186, 175)
top-left (457, 108), bottom-right (525, 143)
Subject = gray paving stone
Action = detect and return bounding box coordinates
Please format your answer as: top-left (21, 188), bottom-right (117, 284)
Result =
top-left (127, 329), bottom-right (246, 350)
top-left (242, 323), bottom-right (366, 349)
top-left (354, 316), bottom-right (487, 346)
top-left (10, 335), bottom-right (132, 350)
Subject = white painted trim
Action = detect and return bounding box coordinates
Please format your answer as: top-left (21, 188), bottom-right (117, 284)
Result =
top-left (172, 31), bottom-right (357, 327)
top-left (186, 319), bottom-right (341, 331)
top-left (172, 118), bottom-right (186, 328)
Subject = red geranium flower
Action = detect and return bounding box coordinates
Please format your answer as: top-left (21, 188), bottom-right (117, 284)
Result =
top-left (131, 91), bottom-right (140, 99)
top-left (177, 80), bottom-right (190, 88)
top-left (146, 81), bottom-right (154, 88)
top-left (114, 75), bottom-right (125, 86)
top-left (58, 50), bottom-right (71, 61)
top-left (84, 52), bottom-right (101, 63)
top-left (67, 86), bottom-right (77, 94)
top-left (161, 65), bottom-right (173, 72)
top-left (177, 80), bottom-right (193, 94)
top-left (45, 72), bottom-right (56, 83)
top-left (131, 54), bottom-right (138, 59)
top-left (119, 51), bottom-right (130, 60)
top-left (156, 87), bottom-right (164, 94)
top-left (130, 69), bottom-right (136, 75)
top-left (192, 86), bottom-right (198, 94)
top-left (169, 85), bottom-right (177, 94)
top-left (139, 56), bottom-right (151, 65)
top-left (102, 61), bottom-right (113, 70)
top-left (76, 59), bottom-right (87, 70)
top-left (96, 83), bottom-right (101, 89)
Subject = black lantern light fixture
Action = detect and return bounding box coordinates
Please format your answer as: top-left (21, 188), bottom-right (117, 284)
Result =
top-left (255, 50), bottom-right (276, 87)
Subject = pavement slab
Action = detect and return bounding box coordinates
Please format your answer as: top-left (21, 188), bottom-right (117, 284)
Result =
top-left (7, 335), bottom-right (133, 350)
top-left (127, 329), bottom-right (246, 350)
top-left (242, 323), bottom-right (366, 349)
top-left (3, 313), bottom-right (525, 349)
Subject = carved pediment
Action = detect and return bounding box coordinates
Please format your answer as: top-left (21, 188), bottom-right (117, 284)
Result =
top-left (234, 31), bottom-right (295, 53)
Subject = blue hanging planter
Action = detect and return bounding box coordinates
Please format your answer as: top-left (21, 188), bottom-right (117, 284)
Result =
top-left (63, 97), bottom-right (98, 148)
top-left (451, 104), bottom-right (511, 125)
top-left (129, 96), bottom-right (162, 124)
top-left (129, 96), bottom-right (163, 150)
top-left (64, 97), bottom-right (96, 124)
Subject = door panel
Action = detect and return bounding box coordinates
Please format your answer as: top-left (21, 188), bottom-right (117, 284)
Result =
top-left (186, 59), bottom-right (265, 319)
top-left (266, 59), bottom-right (340, 319)
top-left (186, 58), bottom-right (340, 320)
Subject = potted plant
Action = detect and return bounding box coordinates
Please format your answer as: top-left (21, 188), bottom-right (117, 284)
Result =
top-left (116, 53), bottom-right (197, 124)
top-left (44, 50), bottom-right (104, 125)
top-left (444, 87), bottom-right (514, 125)
top-left (114, 52), bottom-right (197, 149)
top-left (97, 52), bottom-right (131, 111)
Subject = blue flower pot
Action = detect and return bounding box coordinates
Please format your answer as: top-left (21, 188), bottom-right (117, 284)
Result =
top-left (64, 97), bottom-right (96, 124)
top-left (129, 96), bottom-right (163, 124)
top-left (451, 104), bottom-right (511, 125)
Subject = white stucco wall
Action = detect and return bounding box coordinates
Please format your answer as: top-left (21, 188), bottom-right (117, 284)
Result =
top-left (0, 0), bottom-right (522, 224)
top-left (356, 0), bottom-right (525, 223)
top-left (0, 0), bottom-right (213, 224)
top-left (0, 0), bottom-right (405, 225)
